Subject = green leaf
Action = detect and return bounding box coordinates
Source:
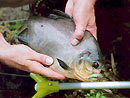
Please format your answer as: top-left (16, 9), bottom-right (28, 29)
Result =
top-left (13, 29), bottom-right (19, 34)
top-left (96, 92), bottom-right (101, 98)
top-left (100, 96), bottom-right (106, 98)
top-left (8, 21), bottom-right (23, 34)
top-left (84, 94), bottom-right (90, 97)
top-left (8, 21), bottom-right (22, 30)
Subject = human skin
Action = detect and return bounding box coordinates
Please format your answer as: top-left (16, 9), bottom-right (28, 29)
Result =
top-left (0, 0), bottom-right (96, 79)
top-left (0, 33), bottom-right (65, 79)
top-left (65, 0), bottom-right (97, 45)
top-left (0, 0), bottom-right (65, 80)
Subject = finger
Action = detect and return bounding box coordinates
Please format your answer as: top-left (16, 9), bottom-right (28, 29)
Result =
top-left (86, 14), bottom-right (97, 39)
top-left (65, 0), bottom-right (73, 17)
top-left (86, 25), bottom-right (97, 40)
top-left (71, 24), bottom-right (86, 45)
top-left (26, 60), bottom-right (65, 80)
top-left (30, 50), bottom-right (54, 66)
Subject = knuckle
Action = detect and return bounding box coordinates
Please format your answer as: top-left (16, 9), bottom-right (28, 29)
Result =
top-left (39, 54), bottom-right (46, 61)
top-left (76, 33), bottom-right (83, 37)
top-left (74, 33), bottom-right (84, 40)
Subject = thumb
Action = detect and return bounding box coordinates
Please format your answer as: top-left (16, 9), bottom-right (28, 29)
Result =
top-left (71, 24), bottom-right (86, 45)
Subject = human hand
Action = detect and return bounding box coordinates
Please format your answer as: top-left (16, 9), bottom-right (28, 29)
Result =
top-left (0, 34), bottom-right (65, 80)
top-left (65, 0), bottom-right (97, 45)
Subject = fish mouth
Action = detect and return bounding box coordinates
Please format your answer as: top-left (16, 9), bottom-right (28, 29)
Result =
top-left (72, 60), bottom-right (102, 81)
top-left (75, 73), bottom-right (103, 81)
top-left (56, 58), bottom-right (104, 81)
top-left (86, 73), bottom-right (103, 79)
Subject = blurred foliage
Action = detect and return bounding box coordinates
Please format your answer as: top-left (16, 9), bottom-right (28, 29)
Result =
top-left (8, 21), bottom-right (23, 34)
top-left (84, 90), bottom-right (106, 98)
top-left (0, 20), bottom-right (25, 45)
top-left (63, 90), bottom-right (107, 98)
top-left (0, 0), bottom-right (130, 97)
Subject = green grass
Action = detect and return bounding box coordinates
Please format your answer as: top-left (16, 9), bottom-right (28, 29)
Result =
top-left (84, 90), bottom-right (107, 98)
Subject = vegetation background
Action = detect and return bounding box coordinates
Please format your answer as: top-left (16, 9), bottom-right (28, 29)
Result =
top-left (0, 0), bottom-right (130, 98)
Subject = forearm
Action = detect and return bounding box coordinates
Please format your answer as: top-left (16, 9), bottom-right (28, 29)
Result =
top-left (0, 0), bottom-right (38, 7)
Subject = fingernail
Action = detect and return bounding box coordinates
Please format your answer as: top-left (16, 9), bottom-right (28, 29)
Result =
top-left (71, 39), bottom-right (79, 45)
top-left (46, 57), bottom-right (53, 65)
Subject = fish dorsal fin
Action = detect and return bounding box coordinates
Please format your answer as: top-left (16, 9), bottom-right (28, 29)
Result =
top-left (52, 9), bottom-right (71, 19)
top-left (48, 9), bottom-right (73, 21)
top-left (18, 27), bottom-right (29, 44)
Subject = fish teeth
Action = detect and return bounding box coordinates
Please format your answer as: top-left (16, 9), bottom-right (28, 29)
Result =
top-left (87, 74), bottom-right (103, 79)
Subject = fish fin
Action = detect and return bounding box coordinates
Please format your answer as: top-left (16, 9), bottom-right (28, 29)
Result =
top-left (53, 9), bottom-right (71, 19)
top-left (48, 13), bottom-right (71, 20)
top-left (48, 9), bottom-right (73, 21)
top-left (57, 58), bottom-right (72, 71)
top-left (48, 14), bottom-right (61, 20)
top-left (18, 27), bottom-right (29, 44)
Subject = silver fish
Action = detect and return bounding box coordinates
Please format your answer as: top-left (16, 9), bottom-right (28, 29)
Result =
top-left (18, 15), bottom-right (105, 81)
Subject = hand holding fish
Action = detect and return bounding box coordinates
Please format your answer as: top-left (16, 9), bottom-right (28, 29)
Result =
top-left (65, 0), bottom-right (97, 45)
top-left (0, 0), bottom-right (101, 81)
top-left (0, 33), bottom-right (65, 80)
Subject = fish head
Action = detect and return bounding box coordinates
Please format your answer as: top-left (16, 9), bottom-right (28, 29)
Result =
top-left (70, 50), bottom-right (105, 81)
top-left (57, 50), bottom-right (105, 81)
top-left (57, 31), bottom-right (106, 81)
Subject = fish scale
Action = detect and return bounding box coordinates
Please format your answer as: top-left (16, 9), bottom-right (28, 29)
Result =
top-left (18, 13), bottom-right (105, 81)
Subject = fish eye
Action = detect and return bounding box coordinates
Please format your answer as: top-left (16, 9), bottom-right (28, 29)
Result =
top-left (92, 62), bottom-right (99, 69)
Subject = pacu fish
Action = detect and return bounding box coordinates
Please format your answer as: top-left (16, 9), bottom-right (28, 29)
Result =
top-left (18, 15), bottom-right (105, 81)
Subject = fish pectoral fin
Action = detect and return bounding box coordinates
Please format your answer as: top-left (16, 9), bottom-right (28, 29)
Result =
top-left (18, 27), bottom-right (29, 44)
top-left (57, 58), bottom-right (72, 71)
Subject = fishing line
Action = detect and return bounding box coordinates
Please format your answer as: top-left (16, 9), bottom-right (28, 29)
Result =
top-left (0, 72), bottom-right (30, 77)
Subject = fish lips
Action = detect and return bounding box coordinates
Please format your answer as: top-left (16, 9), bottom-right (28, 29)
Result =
top-left (57, 58), bottom-right (105, 81)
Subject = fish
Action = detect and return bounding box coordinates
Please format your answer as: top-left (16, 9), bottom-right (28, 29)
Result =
top-left (18, 13), bottom-right (105, 81)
